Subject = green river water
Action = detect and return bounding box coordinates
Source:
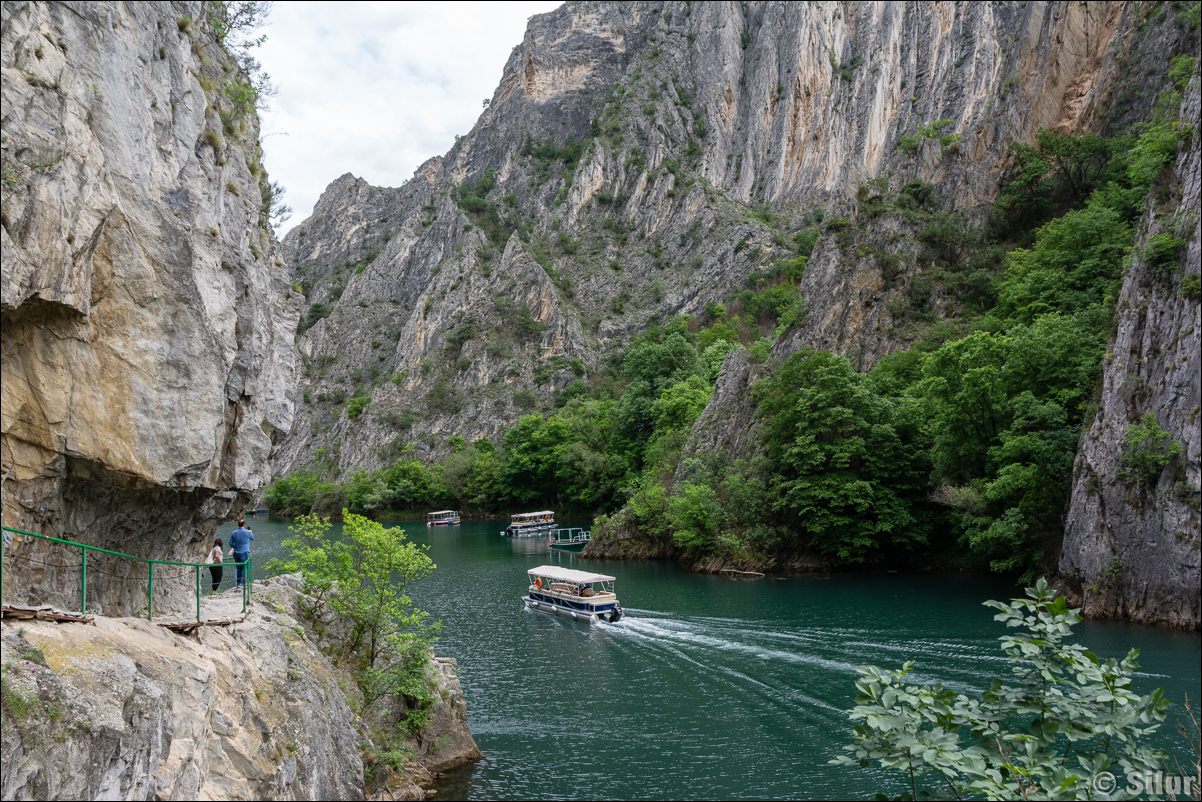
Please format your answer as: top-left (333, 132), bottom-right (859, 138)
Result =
top-left (219, 516), bottom-right (1201, 801)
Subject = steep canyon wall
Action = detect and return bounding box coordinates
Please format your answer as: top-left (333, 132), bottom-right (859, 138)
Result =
top-left (1, 1), bottom-right (301, 614)
top-left (280, 0), bottom-right (1148, 472)
top-left (279, 1), bottom-right (1198, 626)
top-left (1058, 72), bottom-right (1202, 629)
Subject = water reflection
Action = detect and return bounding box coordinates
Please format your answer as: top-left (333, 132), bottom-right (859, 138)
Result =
top-left (509, 536), bottom-right (549, 555)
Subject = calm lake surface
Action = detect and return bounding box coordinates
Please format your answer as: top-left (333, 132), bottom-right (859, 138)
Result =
top-left (221, 516), bottom-right (1202, 801)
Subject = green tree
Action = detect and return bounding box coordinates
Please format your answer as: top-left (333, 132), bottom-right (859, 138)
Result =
top-left (1119, 412), bottom-right (1182, 488)
top-left (268, 512), bottom-right (441, 736)
top-left (994, 204), bottom-right (1131, 323)
top-left (834, 579), bottom-right (1168, 801)
top-left (651, 375), bottom-right (712, 433)
top-left (758, 351), bottom-right (926, 561)
top-left (667, 481), bottom-right (721, 554)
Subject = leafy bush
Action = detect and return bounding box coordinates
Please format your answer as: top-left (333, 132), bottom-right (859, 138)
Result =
top-left (1141, 231), bottom-right (1185, 277)
top-left (268, 513), bottom-right (440, 733)
top-left (834, 580), bottom-right (1168, 801)
top-left (424, 376), bottom-right (462, 415)
top-left (299, 302), bottom-right (332, 334)
top-left (1119, 412), bottom-right (1181, 487)
top-left (346, 394), bottom-right (370, 419)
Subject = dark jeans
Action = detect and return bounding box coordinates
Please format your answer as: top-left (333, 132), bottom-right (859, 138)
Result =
top-left (234, 552), bottom-right (250, 586)
top-left (209, 565), bottom-right (224, 592)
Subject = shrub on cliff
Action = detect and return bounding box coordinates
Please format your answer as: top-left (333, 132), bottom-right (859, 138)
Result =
top-left (268, 512), bottom-right (441, 732)
top-left (1119, 413), bottom-right (1182, 488)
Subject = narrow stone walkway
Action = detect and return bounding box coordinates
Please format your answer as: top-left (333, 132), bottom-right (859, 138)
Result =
top-left (156, 587), bottom-right (248, 630)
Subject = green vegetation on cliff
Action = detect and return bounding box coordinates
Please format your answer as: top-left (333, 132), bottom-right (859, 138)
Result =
top-left (266, 56), bottom-right (1195, 583)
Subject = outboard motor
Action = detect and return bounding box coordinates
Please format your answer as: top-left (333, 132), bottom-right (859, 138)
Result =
top-left (609, 603), bottom-right (623, 623)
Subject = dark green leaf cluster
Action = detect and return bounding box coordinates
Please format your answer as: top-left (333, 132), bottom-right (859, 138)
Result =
top-left (1118, 412), bottom-right (1183, 488)
top-left (452, 167), bottom-right (516, 248)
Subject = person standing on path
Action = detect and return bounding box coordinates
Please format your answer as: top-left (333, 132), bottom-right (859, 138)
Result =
top-left (206, 538), bottom-right (225, 594)
top-left (227, 520), bottom-right (255, 588)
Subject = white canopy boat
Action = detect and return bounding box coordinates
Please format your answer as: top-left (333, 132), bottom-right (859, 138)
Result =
top-left (426, 510), bottom-right (461, 527)
top-left (523, 565), bottom-right (623, 624)
top-left (504, 510), bottom-right (556, 537)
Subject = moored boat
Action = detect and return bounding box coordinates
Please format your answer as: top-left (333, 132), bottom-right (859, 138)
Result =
top-left (503, 510), bottom-right (555, 537)
top-left (523, 565), bottom-right (623, 623)
top-left (549, 527), bottom-right (591, 552)
top-left (427, 510), bottom-right (461, 527)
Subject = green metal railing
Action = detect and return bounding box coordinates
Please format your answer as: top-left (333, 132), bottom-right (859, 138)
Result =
top-left (1, 526), bottom-right (251, 621)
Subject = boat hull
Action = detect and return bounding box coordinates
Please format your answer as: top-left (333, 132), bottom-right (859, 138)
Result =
top-left (549, 540), bottom-right (588, 552)
top-left (428, 519), bottom-right (460, 527)
top-left (523, 595), bottom-right (622, 623)
top-left (505, 523), bottom-right (556, 537)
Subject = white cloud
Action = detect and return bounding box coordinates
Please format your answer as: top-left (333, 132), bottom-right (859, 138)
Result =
top-left (255, 1), bottom-right (562, 235)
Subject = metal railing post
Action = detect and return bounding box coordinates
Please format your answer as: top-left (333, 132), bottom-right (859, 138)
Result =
top-left (196, 565), bottom-right (201, 621)
top-left (81, 547), bottom-right (87, 614)
top-left (1, 527), bottom-right (6, 609)
top-left (242, 556), bottom-right (250, 613)
top-left (148, 562), bottom-right (154, 620)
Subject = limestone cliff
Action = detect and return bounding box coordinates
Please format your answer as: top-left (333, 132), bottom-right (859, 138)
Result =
top-left (1, 1), bottom-right (301, 613)
top-left (0, 574), bottom-right (480, 801)
top-left (276, 0), bottom-right (1198, 627)
top-left (278, 0), bottom-right (1157, 473)
top-left (1058, 69), bottom-right (1202, 629)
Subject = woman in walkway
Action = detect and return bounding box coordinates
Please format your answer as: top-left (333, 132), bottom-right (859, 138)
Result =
top-left (207, 538), bottom-right (225, 594)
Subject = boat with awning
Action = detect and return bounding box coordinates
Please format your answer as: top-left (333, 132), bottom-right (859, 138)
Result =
top-left (522, 565), bottom-right (623, 623)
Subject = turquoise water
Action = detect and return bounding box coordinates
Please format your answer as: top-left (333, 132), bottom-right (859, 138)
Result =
top-left (221, 515), bottom-right (1202, 800)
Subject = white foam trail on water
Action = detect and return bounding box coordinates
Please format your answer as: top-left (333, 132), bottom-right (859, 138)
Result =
top-left (614, 617), bottom-right (843, 713)
top-left (617, 616), bottom-right (863, 677)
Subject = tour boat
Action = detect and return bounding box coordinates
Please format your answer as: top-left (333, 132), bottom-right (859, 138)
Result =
top-left (549, 527), bottom-right (591, 552)
top-left (523, 565), bottom-right (623, 623)
top-left (503, 510), bottom-right (556, 537)
top-left (426, 510), bottom-right (461, 527)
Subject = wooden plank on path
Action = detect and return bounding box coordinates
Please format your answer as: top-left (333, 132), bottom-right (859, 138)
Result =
top-left (1, 606), bottom-right (92, 622)
top-left (158, 617), bottom-right (244, 632)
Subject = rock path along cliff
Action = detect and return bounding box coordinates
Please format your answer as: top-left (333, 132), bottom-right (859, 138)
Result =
top-left (1, 1), bottom-right (301, 613)
top-left (0, 574), bottom-right (480, 801)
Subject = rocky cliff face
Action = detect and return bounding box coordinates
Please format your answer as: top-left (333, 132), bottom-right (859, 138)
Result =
top-left (0, 574), bottom-right (480, 801)
top-left (1, 1), bottom-right (301, 613)
top-left (281, 2), bottom-right (1197, 625)
top-left (278, 0), bottom-right (1151, 474)
top-left (1058, 70), bottom-right (1202, 629)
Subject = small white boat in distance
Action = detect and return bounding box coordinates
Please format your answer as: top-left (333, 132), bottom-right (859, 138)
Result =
top-left (523, 565), bottom-right (623, 624)
top-left (504, 510), bottom-right (555, 537)
top-left (427, 510), bottom-right (461, 527)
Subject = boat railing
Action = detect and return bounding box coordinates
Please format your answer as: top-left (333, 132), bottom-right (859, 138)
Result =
top-left (549, 528), bottom-right (591, 543)
top-left (530, 583), bottom-right (616, 601)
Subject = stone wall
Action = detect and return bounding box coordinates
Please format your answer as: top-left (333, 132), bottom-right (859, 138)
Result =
top-left (1, 1), bottom-right (301, 613)
top-left (1058, 69), bottom-right (1201, 629)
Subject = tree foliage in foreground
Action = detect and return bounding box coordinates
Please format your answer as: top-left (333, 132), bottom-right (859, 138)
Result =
top-left (267, 512), bottom-right (441, 734)
top-left (833, 579), bottom-right (1169, 800)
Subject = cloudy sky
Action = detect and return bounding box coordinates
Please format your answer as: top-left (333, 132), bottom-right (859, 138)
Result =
top-left (255, 1), bottom-right (562, 235)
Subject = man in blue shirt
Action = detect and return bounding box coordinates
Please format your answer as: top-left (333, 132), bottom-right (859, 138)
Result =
top-left (227, 519), bottom-right (255, 588)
